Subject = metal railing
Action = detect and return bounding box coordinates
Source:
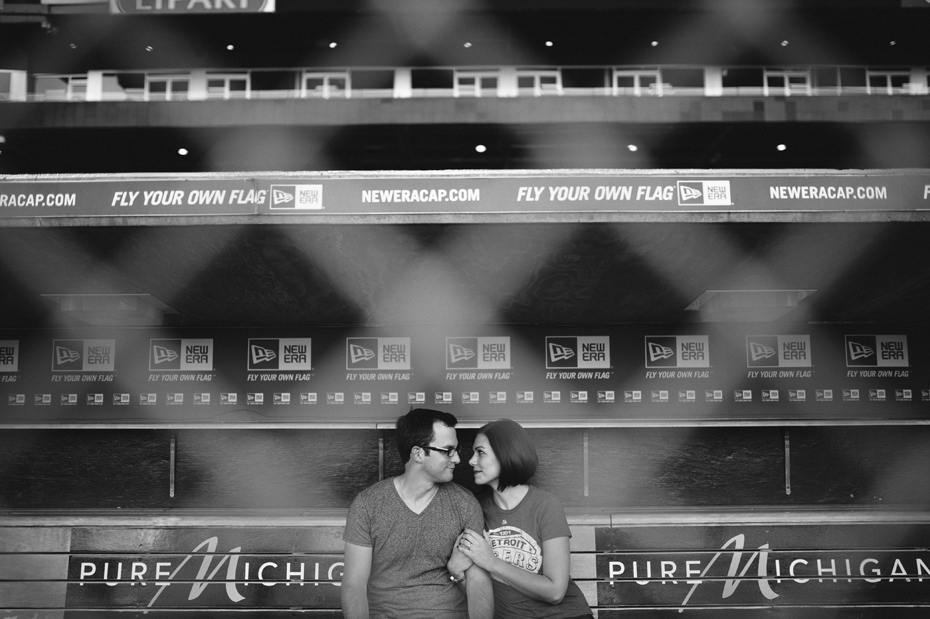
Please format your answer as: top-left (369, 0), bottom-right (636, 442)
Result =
top-left (4, 65), bottom-right (927, 103)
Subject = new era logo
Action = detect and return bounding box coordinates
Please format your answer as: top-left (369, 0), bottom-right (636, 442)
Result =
top-left (677, 180), bottom-right (732, 206)
top-left (848, 341), bottom-right (874, 361)
top-left (449, 344), bottom-right (476, 364)
top-left (446, 337), bottom-right (509, 370)
top-left (251, 344), bottom-right (277, 364)
top-left (748, 335), bottom-right (810, 368)
top-left (845, 335), bottom-right (907, 367)
top-left (548, 343), bottom-right (575, 363)
top-left (56, 345), bottom-right (81, 365)
top-left (646, 335), bottom-right (709, 368)
top-left (52, 339), bottom-right (115, 372)
top-left (272, 189), bottom-right (294, 205)
top-left (347, 337), bottom-right (410, 370)
top-left (749, 342), bottom-right (777, 361)
top-left (248, 338), bottom-right (311, 371)
top-left (152, 345), bottom-right (179, 365)
top-left (270, 184), bottom-right (324, 210)
top-left (150, 338), bottom-right (213, 371)
top-left (546, 336), bottom-right (609, 369)
top-left (679, 185), bottom-right (703, 201)
top-left (349, 344), bottom-right (376, 364)
top-left (0, 340), bottom-right (18, 371)
top-left (648, 342), bottom-right (674, 362)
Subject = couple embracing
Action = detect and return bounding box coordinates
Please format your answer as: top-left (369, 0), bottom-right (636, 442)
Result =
top-left (341, 408), bottom-right (593, 619)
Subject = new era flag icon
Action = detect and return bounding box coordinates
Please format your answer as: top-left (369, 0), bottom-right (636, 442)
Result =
top-left (270, 185), bottom-right (324, 210)
top-left (152, 346), bottom-right (179, 365)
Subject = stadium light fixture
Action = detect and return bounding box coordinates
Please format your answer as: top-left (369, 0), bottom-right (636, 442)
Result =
top-left (42, 294), bottom-right (178, 326)
top-left (685, 290), bottom-right (816, 322)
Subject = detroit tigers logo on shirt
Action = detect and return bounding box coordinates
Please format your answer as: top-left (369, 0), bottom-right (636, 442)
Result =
top-left (487, 526), bottom-right (542, 573)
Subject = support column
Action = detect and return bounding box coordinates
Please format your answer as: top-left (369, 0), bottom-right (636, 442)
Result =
top-left (499, 67), bottom-right (518, 97)
top-left (86, 71), bottom-right (103, 101)
top-left (2, 70), bottom-right (28, 101)
top-left (704, 67), bottom-right (723, 97)
top-left (189, 70), bottom-right (207, 101)
top-left (393, 68), bottom-right (412, 99)
top-left (909, 68), bottom-right (928, 95)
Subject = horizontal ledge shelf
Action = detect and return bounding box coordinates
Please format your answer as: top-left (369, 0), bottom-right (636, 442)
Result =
top-left (2, 419), bottom-right (930, 430)
top-left (3, 507), bottom-right (930, 528)
top-left (2, 211), bottom-right (930, 228)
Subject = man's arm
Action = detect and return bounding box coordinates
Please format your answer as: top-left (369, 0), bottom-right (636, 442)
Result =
top-left (341, 542), bottom-right (372, 619)
top-left (463, 562), bottom-right (494, 619)
top-left (447, 534), bottom-right (473, 580)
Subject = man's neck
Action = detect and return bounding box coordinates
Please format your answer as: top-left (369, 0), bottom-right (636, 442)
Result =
top-left (394, 471), bottom-right (440, 513)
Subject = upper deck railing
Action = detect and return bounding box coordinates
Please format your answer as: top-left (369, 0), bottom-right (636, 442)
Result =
top-left (1, 64), bottom-right (928, 102)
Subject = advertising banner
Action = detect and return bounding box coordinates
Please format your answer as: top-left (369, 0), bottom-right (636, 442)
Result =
top-left (0, 322), bottom-right (927, 424)
top-left (67, 527), bottom-right (343, 612)
top-left (8, 521), bottom-right (930, 616)
top-left (2, 171), bottom-right (930, 220)
top-left (596, 524), bottom-right (930, 613)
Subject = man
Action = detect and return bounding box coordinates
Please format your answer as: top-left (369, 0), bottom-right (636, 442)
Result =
top-left (342, 408), bottom-right (493, 619)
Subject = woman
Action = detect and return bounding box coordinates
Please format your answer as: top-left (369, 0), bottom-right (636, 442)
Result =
top-left (448, 419), bottom-right (593, 619)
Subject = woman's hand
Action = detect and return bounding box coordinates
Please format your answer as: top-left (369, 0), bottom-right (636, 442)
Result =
top-left (456, 529), bottom-right (497, 572)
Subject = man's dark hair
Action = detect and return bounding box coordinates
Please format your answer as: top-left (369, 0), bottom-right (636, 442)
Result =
top-left (477, 418), bottom-right (538, 491)
top-left (396, 408), bottom-right (459, 463)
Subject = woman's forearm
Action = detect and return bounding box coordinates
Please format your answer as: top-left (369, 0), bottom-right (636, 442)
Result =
top-left (485, 556), bottom-right (568, 604)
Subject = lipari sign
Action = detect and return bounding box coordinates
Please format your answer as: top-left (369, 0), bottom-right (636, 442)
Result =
top-left (110, 0), bottom-right (274, 14)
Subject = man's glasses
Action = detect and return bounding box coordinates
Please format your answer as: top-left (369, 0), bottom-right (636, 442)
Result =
top-left (420, 444), bottom-right (464, 458)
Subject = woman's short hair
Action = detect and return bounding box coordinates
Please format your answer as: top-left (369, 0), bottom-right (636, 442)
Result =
top-left (396, 408), bottom-right (458, 463)
top-left (478, 418), bottom-right (538, 491)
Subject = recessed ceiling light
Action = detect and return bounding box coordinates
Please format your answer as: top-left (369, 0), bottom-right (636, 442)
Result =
top-left (475, 144), bottom-right (487, 153)
top-left (464, 42), bottom-right (472, 48)
top-left (777, 144), bottom-right (787, 152)
top-left (329, 42), bottom-right (337, 48)
top-left (227, 44), bottom-right (234, 51)
top-left (145, 45), bottom-right (153, 52)
top-left (890, 40), bottom-right (897, 46)
top-left (627, 144), bottom-right (638, 152)
top-left (781, 40), bottom-right (789, 46)
top-left (651, 41), bottom-right (658, 47)
top-left (545, 41), bottom-right (553, 47)
top-left (178, 148), bottom-right (189, 156)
